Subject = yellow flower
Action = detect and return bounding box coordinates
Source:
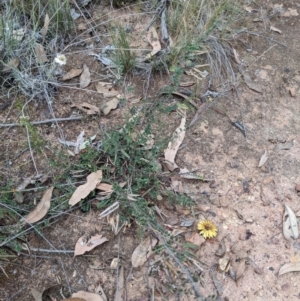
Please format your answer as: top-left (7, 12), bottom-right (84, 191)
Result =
top-left (197, 220), bottom-right (218, 239)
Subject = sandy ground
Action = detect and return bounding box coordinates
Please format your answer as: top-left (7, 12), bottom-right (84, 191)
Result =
top-left (1, 1), bottom-right (300, 300)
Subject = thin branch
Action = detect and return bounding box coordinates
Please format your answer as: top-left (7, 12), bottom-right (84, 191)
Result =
top-left (0, 116), bottom-right (82, 128)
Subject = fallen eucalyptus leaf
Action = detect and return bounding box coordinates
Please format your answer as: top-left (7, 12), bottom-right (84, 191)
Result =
top-left (258, 150), bottom-right (268, 167)
top-left (35, 43), bottom-right (48, 64)
top-left (114, 265), bottom-right (124, 301)
top-left (279, 262), bottom-right (300, 276)
top-left (283, 205), bottom-right (299, 240)
top-left (31, 288), bottom-right (43, 301)
top-left (80, 64), bottom-right (91, 88)
top-left (74, 130), bottom-right (85, 154)
top-left (69, 170), bottom-right (102, 206)
top-left (270, 26), bottom-right (282, 34)
top-left (164, 116), bottom-right (186, 171)
top-left (22, 186), bottom-right (53, 224)
top-left (235, 258), bottom-right (246, 282)
top-left (42, 13), bottom-right (50, 43)
top-left (215, 237), bottom-right (226, 257)
top-left (243, 72), bottom-right (262, 93)
top-left (147, 26), bottom-right (161, 57)
top-left (95, 82), bottom-right (119, 98)
top-left (3, 57), bottom-right (20, 72)
top-left (100, 98), bottom-right (119, 115)
top-left (275, 141), bottom-right (294, 151)
top-left (62, 68), bottom-right (83, 81)
top-left (218, 257), bottom-right (230, 273)
top-left (72, 290), bottom-right (104, 301)
top-left (72, 102), bottom-right (100, 115)
top-left (131, 237), bottom-right (158, 267)
top-left (74, 234), bottom-right (108, 258)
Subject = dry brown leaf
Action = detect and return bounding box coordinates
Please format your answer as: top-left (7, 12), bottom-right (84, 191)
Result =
top-left (72, 102), bottom-right (100, 115)
top-left (215, 237), bottom-right (226, 257)
top-left (258, 150), bottom-right (268, 167)
top-left (62, 68), bottom-right (83, 81)
top-left (77, 22), bottom-right (88, 31)
top-left (100, 98), bottom-right (119, 115)
top-left (80, 64), bottom-right (91, 88)
top-left (243, 72), bottom-right (262, 93)
top-left (95, 82), bottom-right (119, 98)
top-left (114, 265), bottom-right (124, 301)
top-left (96, 183), bottom-right (113, 192)
top-left (282, 8), bottom-right (299, 17)
top-left (131, 237), bottom-right (158, 267)
top-left (164, 116), bottom-right (186, 171)
top-left (147, 26), bottom-right (161, 56)
top-left (243, 5), bottom-right (253, 12)
top-left (42, 13), bottom-right (50, 43)
top-left (235, 258), bottom-right (246, 282)
top-left (69, 170), bottom-right (102, 206)
top-left (283, 205), bottom-right (299, 240)
top-left (218, 257), bottom-right (230, 272)
top-left (232, 48), bottom-right (241, 64)
top-left (23, 186), bottom-right (53, 224)
top-left (74, 234), bottom-right (108, 257)
top-left (62, 297), bottom-right (88, 301)
top-left (72, 291), bottom-right (103, 301)
top-left (14, 176), bottom-right (35, 203)
top-left (3, 57), bottom-right (20, 72)
top-left (279, 262), bottom-right (300, 276)
top-left (35, 43), bottom-right (48, 64)
top-left (31, 288), bottom-right (43, 301)
top-left (270, 26), bottom-right (282, 34)
top-left (185, 232), bottom-right (205, 247)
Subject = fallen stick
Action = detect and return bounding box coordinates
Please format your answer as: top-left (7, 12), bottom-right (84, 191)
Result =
top-left (0, 116), bottom-right (82, 128)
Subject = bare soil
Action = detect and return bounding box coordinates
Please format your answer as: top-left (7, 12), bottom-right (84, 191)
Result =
top-left (1, 1), bottom-right (300, 301)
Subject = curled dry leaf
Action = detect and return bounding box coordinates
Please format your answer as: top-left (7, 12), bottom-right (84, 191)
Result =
top-left (215, 237), bottom-right (226, 257)
top-left (270, 26), bottom-right (282, 34)
top-left (22, 187), bottom-right (54, 224)
top-left (80, 64), bottom-right (91, 89)
top-left (242, 72), bottom-right (262, 93)
top-left (35, 43), bottom-right (48, 64)
top-left (210, 265), bottom-right (223, 296)
top-left (42, 13), bottom-right (50, 43)
top-left (258, 150), bottom-right (268, 167)
top-left (31, 288), bottom-right (43, 301)
top-left (72, 102), bottom-right (100, 115)
top-left (279, 262), bottom-right (300, 276)
top-left (3, 57), bottom-right (20, 72)
top-left (74, 234), bottom-right (108, 257)
top-left (235, 258), bottom-right (246, 282)
top-left (69, 170), bottom-right (102, 206)
top-left (72, 291), bottom-right (104, 301)
top-left (100, 98), bottom-right (119, 115)
top-left (218, 257), bottom-right (230, 273)
top-left (283, 205), bottom-right (299, 240)
top-left (232, 48), bottom-right (241, 64)
top-left (185, 232), bottom-right (205, 247)
top-left (131, 237), bottom-right (158, 267)
top-left (62, 68), bottom-right (83, 81)
top-left (77, 22), bottom-right (88, 31)
top-left (114, 265), bottom-right (124, 301)
top-left (14, 176), bottom-right (35, 203)
top-left (164, 116), bottom-right (186, 171)
top-left (95, 82), bottom-right (119, 98)
top-left (147, 26), bottom-right (161, 57)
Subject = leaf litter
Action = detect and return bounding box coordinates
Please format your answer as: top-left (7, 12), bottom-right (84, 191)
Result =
top-left (74, 234), bottom-right (108, 257)
top-left (282, 204), bottom-right (298, 240)
top-left (22, 186), bottom-right (54, 225)
top-left (69, 170), bottom-right (102, 206)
